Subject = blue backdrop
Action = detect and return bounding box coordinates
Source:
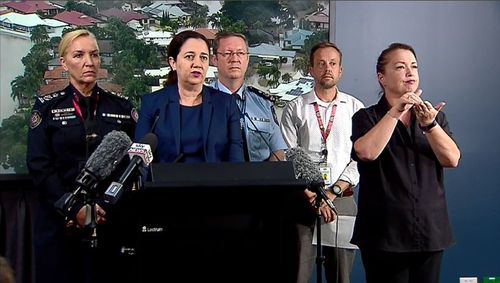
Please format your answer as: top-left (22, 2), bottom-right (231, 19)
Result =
top-left (329, 1), bottom-right (500, 282)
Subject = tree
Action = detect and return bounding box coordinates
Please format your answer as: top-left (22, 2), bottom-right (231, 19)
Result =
top-left (282, 73), bottom-right (293, 83)
top-left (30, 26), bottom-right (49, 45)
top-left (256, 59), bottom-right (281, 88)
top-left (220, 0), bottom-right (282, 30)
top-left (123, 77), bottom-right (150, 108)
top-left (0, 112), bottom-right (29, 173)
top-left (184, 0), bottom-right (208, 28)
top-left (65, 0), bottom-right (78, 11)
top-left (293, 56), bottom-right (310, 76)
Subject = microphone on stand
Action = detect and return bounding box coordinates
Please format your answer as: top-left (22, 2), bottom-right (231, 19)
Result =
top-left (285, 147), bottom-right (338, 214)
top-left (55, 130), bottom-right (132, 220)
top-left (104, 133), bottom-right (158, 205)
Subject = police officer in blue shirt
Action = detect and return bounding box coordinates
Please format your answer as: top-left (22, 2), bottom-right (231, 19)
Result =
top-left (210, 31), bottom-right (288, 282)
top-left (211, 32), bottom-right (287, 161)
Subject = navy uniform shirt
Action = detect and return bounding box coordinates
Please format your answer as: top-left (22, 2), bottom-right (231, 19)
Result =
top-left (211, 81), bottom-right (287, 161)
top-left (27, 84), bottom-right (137, 214)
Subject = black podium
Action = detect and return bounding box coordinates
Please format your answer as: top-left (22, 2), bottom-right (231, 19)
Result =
top-left (134, 161), bottom-right (306, 282)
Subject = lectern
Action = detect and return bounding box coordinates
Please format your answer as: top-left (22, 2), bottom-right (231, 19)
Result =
top-left (135, 161), bottom-right (306, 282)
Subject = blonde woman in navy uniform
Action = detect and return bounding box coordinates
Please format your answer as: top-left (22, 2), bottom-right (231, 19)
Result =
top-left (27, 29), bottom-right (136, 283)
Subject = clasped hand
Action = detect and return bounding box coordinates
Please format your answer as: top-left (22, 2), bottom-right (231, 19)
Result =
top-left (395, 89), bottom-right (445, 126)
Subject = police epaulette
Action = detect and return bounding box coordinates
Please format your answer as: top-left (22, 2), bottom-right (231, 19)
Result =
top-left (105, 90), bottom-right (129, 100)
top-left (247, 86), bottom-right (277, 102)
top-left (37, 90), bottom-right (67, 104)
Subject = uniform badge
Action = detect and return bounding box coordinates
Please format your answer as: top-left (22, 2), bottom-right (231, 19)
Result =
top-left (271, 106), bottom-right (279, 125)
top-left (29, 110), bottom-right (42, 129)
top-left (131, 108), bottom-right (139, 123)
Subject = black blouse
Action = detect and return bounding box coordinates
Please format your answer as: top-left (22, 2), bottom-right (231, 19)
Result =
top-left (350, 96), bottom-right (457, 252)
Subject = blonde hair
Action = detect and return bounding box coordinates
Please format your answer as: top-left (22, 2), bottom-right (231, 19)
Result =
top-left (58, 29), bottom-right (98, 57)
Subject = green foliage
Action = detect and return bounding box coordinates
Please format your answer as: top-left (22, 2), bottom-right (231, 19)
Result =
top-left (292, 30), bottom-right (329, 75)
top-left (208, 12), bottom-right (247, 34)
top-left (0, 112), bottom-right (29, 173)
top-left (282, 73), bottom-right (293, 83)
top-left (65, 0), bottom-right (97, 16)
top-left (256, 59), bottom-right (281, 88)
top-left (302, 30), bottom-right (329, 56)
top-left (220, 0), bottom-right (281, 30)
top-left (184, 1), bottom-right (208, 28)
top-left (30, 26), bottom-right (49, 45)
top-left (123, 77), bottom-right (150, 108)
top-left (293, 56), bottom-right (309, 76)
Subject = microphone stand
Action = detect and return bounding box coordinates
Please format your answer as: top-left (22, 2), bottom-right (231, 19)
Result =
top-left (314, 194), bottom-right (324, 283)
top-left (83, 187), bottom-right (99, 249)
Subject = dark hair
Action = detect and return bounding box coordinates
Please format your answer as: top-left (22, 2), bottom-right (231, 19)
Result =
top-left (309, 42), bottom-right (343, 67)
top-left (213, 31), bottom-right (249, 53)
top-left (376, 42), bottom-right (417, 74)
top-left (166, 30), bottom-right (210, 86)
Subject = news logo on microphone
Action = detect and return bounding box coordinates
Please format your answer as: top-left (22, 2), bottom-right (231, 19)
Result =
top-left (128, 142), bottom-right (154, 166)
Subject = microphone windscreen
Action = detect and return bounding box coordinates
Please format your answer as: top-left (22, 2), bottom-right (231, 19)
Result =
top-left (85, 130), bottom-right (133, 180)
top-left (286, 147), bottom-right (323, 183)
top-left (139, 133), bottom-right (158, 153)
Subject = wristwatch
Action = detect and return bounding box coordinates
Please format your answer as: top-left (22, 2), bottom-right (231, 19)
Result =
top-left (331, 185), bottom-right (343, 197)
top-left (419, 120), bottom-right (438, 134)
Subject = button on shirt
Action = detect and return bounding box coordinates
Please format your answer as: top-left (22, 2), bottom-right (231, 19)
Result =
top-left (280, 89), bottom-right (364, 248)
top-left (211, 81), bottom-right (287, 161)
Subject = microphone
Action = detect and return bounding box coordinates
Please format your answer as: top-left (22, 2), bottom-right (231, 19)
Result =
top-left (55, 130), bottom-right (133, 218)
top-left (285, 147), bottom-right (338, 214)
top-left (104, 133), bottom-right (158, 204)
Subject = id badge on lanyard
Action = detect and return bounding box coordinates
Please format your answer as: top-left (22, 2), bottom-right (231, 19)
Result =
top-left (319, 161), bottom-right (333, 186)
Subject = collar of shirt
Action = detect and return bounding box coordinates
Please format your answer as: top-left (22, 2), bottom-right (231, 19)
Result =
top-left (215, 80), bottom-right (244, 99)
top-left (304, 86), bottom-right (345, 106)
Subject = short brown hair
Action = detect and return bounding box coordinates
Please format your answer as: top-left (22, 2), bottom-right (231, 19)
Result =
top-left (213, 32), bottom-right (248, 53)
top-left (309, 42), bottom-right (343, 67)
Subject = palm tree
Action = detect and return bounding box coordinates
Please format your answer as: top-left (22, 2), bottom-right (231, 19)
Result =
top-left (293, 56), bottom-right (310, 76)
top-left (30, 26), bottom-right (49, 45)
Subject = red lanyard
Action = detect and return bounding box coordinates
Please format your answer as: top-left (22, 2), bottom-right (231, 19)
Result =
top-left (313, 102), bottom-right (337, 144)
top-left (72, 93), bottom-right (99, 120)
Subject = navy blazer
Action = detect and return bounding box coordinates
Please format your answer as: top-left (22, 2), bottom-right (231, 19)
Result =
top-left (135, 84), bottom-right (244, 163)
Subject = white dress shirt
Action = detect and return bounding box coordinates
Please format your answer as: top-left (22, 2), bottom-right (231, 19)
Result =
top-left (280, 88), bottom-right (365, 248)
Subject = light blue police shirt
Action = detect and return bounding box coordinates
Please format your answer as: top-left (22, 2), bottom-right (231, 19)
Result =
top-left (210, 81), bottom-right (287, 161)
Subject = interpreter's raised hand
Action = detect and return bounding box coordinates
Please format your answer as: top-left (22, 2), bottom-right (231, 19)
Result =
top-left (414, 98), bottom-right (446, 128)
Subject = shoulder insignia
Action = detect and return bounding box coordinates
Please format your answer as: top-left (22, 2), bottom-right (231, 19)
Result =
top-left (247, 86), bottom-right (277, 103)
top-left (100, 87), bottom-right (129, 100)
top-left (111, 91), bottom-right (129, 100)
top-left (29, 110), bottom-right (42, 129)
top-left (131, 108), bottom-right (139, 123)
top-left (37, 91), bottom-right (67, 104)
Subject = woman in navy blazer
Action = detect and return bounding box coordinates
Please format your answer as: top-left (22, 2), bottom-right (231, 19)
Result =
top-left (135, 30), bottom-right (244, 163)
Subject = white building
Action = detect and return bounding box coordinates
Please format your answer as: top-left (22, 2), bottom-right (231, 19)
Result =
top-left (0, 12), bottom-right (68, 37)
top-left (137, 30), bottom-right (173, 47)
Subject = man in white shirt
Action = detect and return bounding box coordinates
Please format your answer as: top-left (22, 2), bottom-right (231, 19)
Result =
top-left (280, 42), bottom-right (364, 283)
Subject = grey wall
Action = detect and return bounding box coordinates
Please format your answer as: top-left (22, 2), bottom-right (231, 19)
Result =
top-left (333, 1), bottom-right (500, 281)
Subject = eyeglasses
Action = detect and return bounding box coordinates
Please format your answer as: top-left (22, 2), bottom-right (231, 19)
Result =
top-left (216, 51), bottom-right (248, 59)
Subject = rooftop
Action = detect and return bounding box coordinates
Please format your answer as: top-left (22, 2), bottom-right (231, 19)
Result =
top-left (99, 7), bottom-right (148, 23)
top-left (52, 10), bottom-right (101, 26)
